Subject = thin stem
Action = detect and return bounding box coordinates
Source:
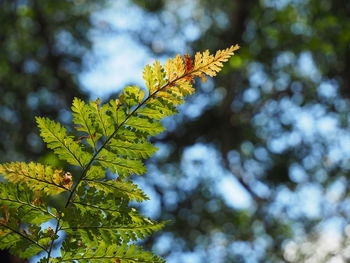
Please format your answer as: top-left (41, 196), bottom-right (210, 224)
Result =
top-left (46, 216), bottom-right (61, 263)
top-left (0, 223), bottom-right (48, 252)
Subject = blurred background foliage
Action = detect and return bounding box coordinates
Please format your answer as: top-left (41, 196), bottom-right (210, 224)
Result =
top-left (1, 0), bottom-right (350, 262)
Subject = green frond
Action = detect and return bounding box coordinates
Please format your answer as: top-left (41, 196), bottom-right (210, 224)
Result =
top-left (63, 220), bottom-right (166, 245)
top-left (0, 222), bottom-right (50, 258)
top-left (0, 162), bottom-right (71, 196)
top-left (71, 200), bottom-right (124, 218)
top-left (83, 179), bottom-right (149, 202)
top-left (55, 243), bottom-right (165, 263)
top-left (90, 99), bottom-right (115, 137)
top-left (0, 183), bottom-right (54, 224)
top-left (109, 139), bottom-right (158, 159)
top-left (84, 165), bottom-right (106, 180)
top-left (115, 128), bottom-right (145, 143)
top-left (0, 230), bottom-right (21, 250)
top-left (155, 90), bottom-right (184, 106)
top-left (143, 61), bottom-right (166, 94)
top-left (36, 117), bottom-right (92, 167)
top-left (127, 116), bottom-right (165, 136)
top-left (0, 232), bottom-right (44, 259)
top-left (72, 97), bottom-right (99, 149)
top-left (152, 61), bottom-right (167, 90)
top-left (108, 99), bottom-right (127, 127)
top-left (143, 64), bottom-right (156, 94)
top-left (97, 149), bottom-right (146, 177)
top-left (64, 192), bottom-right (130, 228)
top-left (122, 86), bottom-right (145, 108)
top-left (139, 100), bottom-right (178, 120)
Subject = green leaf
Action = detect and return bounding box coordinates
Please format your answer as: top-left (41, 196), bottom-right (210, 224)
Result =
top-left (108, 99), bottom-right (127, 127)
top-left (56, 243), bottom-right (165, 263)
top-left (0, 230), bottom-right (21, 250)
top-left (83, 179), bottom-right (149, 202)
top-left (143, 64), bottom-right (157, 94)
top-left (152, 61), bottom-right (167, 89)
top-left (0, 183), bottom-right (54, 224)
top-left (0, 222), bottom-right (49, 259)
top-left (109, 139), bottom-right (158, 159)
top-left (97, 149), bottom-right (146, 177)
top-left (156, 90), bottom-right (184, 106)
top-left (139, 100), bottom-right (178, 120)
top-left (36, 117), bottom-right (92, 167)
top-left (72, 97), bottom-right (98, 149)
top-left (143, 61), bottom-right (167, 95)
top-left (0, 162), bottom-right (71, 196)
top-left (90, 99), bottom-right (115, 137)
top-left (63, 220), bottom-right (166, 245)
top-left (122, 86), bottom-right (145, 108)
top-left (127, 116), bottom-right (165, 136)
top-left (85, 165), bottom-right (106, 180)
top-left (69, 183), bottom-right (131, 218)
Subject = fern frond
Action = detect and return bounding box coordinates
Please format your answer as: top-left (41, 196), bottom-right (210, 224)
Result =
top-left (55, 243), bottom-right (165, 263)
top-left (90, 98), bottom-right (115, 137)
top-left (164, 54), bottom-right (185, 82)
top-left (0, 162), bottom-right (72, 196)
top-left (71, 200), bottom-right (126, 219)
top-left (83, 179), bottom-right (149, 202)
top-left (36, 117), bottom-right (92, 167)
top-left (97, 149), bottom-right (146, 177)
top-left (72, 97), bottom-right (99, 149)
top-left (126, 116), bottom-right (165, 136)
top-left (0, 231), bottom-right (44, 259)
top-left (115, 128), bottom-right (146, 143)
top-left (0, 183), bottom-right (55, 224)
top-left (121, 86), bottom-right (145, 109)
top-left (0, 45), bottom-right (239, 262)
top-left (109, 139), bottom-right (158, 159)
top-left (62, 220), bottom-right (166, 245)
top-left (0, 230), bottom-right (20, 250)
top-left (143, 65), bottom-right (157, 94)
top-left (69, 182), bottom-right (131, 216)
top-left (193, 44), bottom-right (240, 77)
top-left (139, 100), bottom-right (178, 120)
top-left (168, 79), bottom-right (195, 97)
top-left (154, 90), bottom-right (184, 106)
top-left (107, 99), bottom-right (127, 127)
top-left (0, 222), bottom-right (50, 258)
top-left (84, 165), bottom-right (106, 180)
top-left (143, 61), bottom-right (167, 94)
